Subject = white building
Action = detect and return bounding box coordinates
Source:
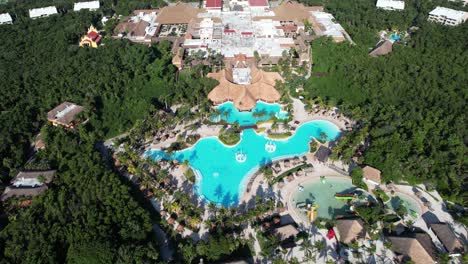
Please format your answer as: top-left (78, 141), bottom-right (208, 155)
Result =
top-left (0, 13), bottom-right (13, 25)
top-left (428, 6), bottom-right (468, 26)
top-left (29, 6), bottom-right (58, 19)
top-left (376, 0), bottom-right (405, 11)
top-left (199, 18), bottom-right (214, 39)
top-left (73, 1), bottom-right (100, 11)
top-left (310, 11), bottom-right (346, 42)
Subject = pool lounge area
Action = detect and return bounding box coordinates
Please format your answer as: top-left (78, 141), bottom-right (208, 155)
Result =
top-left (146, 119), bottom-right (341, 206)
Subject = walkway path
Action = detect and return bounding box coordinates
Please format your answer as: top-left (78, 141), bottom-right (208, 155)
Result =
top-left (153, 224), bottom-right (175, 262)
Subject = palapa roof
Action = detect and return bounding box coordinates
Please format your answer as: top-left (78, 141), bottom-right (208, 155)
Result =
top-left (1, 186), bottom-right (48, 201)
top-left (208, 66), bottom-right (282, 111)
top-left (388, 233), bottom-right (438, 264)
top-left (274, 224), bottom-right (299, 240)
top-left (362, 165), bottom-right (381, 184)
top-left (156, 3), bottom-right (202, 24)
top-left (369, 40), bottom-right (393, 57)
top-left (430, 223), bottom-right (464, 253)
top-left (12, 170), bottom-right (56, 184)
top-left (315, 146), bottom-right (331, 162)
top-left (336, 218), bottom-right (368, 244)
top-left (47, 102), bottom-right (84, 125)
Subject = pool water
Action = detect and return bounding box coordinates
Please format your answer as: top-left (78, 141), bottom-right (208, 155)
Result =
top-left (146, 120), bottom-right (341, 206)
top-left (389, 34), bottom-right (401, 41)
top-left (387, 192), bottom-right (421, 219)
top-left (213, 102), bottom-right (288, 125)
top-left (293, 178), bottom-right (357, 219)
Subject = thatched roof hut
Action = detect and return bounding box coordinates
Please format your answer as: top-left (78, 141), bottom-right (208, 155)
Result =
top-left (336, 218), bottom-right (368, 244)
top-left (388, 233), bottom-right (438, 264)
top-left (362, 166), bottom-right (381, 185)
top-left (207, 66), bottom-right (283, 111)
top-left (429, 223), bottom-right (464, 254)
top-left (274, 224), bottom-right (299, 241)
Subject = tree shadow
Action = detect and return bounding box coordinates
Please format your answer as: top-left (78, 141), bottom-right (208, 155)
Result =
top-left (222, 191), bottom-right (232, 206)
top-left (214, 184), bottom-right (224, 200)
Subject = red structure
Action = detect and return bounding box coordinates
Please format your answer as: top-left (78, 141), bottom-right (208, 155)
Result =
top-left (205, 0), bottom-right (222, 10)
top-left (248, 0), bottom-right (269, 7)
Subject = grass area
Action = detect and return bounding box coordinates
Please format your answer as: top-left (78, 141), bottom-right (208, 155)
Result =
top-left (267, 132), bottom-right (292, 139)
top-left (218, 128), bottom-right (240, 145)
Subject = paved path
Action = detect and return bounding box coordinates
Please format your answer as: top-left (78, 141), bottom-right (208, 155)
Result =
top-left (153, 224), bottom-right (175, 262)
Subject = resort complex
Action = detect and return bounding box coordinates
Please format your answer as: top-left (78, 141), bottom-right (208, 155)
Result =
top-left (113, 1), bottom-right (350, 69)
top-left (0, 0), bottom-right (467, 263)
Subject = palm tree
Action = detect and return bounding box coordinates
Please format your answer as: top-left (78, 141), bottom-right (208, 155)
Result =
top-left (301, 240), bottom-right (314, 261)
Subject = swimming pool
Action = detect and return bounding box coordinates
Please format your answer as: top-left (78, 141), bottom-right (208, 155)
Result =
top-left (386, 192), bottom-right (421, 219)
top-left (146, 120), bottom-right (341, 206)
top-left (213, 102), bottom-right (288, 125)
top-left (293, 178), bottom-right (358, 220)
top-left (389, 33), bottom-right (401, 41)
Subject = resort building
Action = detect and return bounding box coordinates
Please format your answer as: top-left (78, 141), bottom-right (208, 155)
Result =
top-left (429, 223), bottom-right (465, 254)
top-left (79, 25), bottom-right (102, 48)
top-left (376, 0), bottom-right (405, 11)
top-left (0, 13), bottom-right (13, 25)
top-left (47, 102), bottom-right (84, 129)
top-left (362, 165), bottom-right (382, 186)
top-left (428, 7), bottom-right (468, 26)
top-left (309, 11), bottom-right (347, 42)
top-left (207, 54), bottom-right (282, 111)
top-left (1, 186), bottom-right (49, 201)
top-left (387, 232), bottom-right (438, 264)
top-left (113, 1), bottom-right (348, 68)
top-left (369, 40), bottom-right (393, 57)
top-left (114, 9), bottom-right (159, 43)
top-left (29, 6), bottom-right (58, 19)
top-left (248, 0), bottom-right (269, 10)
top-left (335, 218), bottom-right (369, 244)
top-left (11, 170), bottom-right (56, 188)
top-left (204, 0), bottom-right (223, 11)
top-left (73, 1), bottom-right (100, 11)
top-left (1, 170), bottom-right (55, 201)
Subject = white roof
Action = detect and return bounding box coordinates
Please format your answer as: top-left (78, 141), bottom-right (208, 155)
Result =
top-left (376, 0), bottom-right (405, 10)
top-left (73, 1), bottom-right (100, 11)
top-left (29, 6), bottom-right (58, 18)
top-left (310, 11), bottom-right (345, 38)
top-left (0, 13), bottom-right (12, 24)
top-left (429, 6), bottom-right (468, 21)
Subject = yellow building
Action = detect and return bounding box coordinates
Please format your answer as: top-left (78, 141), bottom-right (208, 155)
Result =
top-left (79, 25), bottom-right (102, 48)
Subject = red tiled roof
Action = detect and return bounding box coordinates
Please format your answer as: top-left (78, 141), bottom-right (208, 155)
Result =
top-left (249, 0), bottom-right (268, 7)
top-left (87, 31), bottom-right (98, 39)
top-left (206, 0), bottom-right (222, 8)
top-left (241, 31), bottom-right (253, 35)
top-left (94, 35), bottom-right (102, 43)
top-left (224, 29), bottom-right (235, 33)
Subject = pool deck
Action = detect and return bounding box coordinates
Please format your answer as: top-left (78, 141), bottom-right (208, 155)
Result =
top-left (237, 151), bottom-right (351, 224)
top-left (290, 98), bottom-right (350, 131)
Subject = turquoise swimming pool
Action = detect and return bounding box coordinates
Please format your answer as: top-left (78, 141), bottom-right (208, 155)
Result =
top-left (213, 102), bottom-right (288, 125)
top-left (146, 120), bottom-right (341, 206)
top-left (293, 178), bottom-right (357, 220)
